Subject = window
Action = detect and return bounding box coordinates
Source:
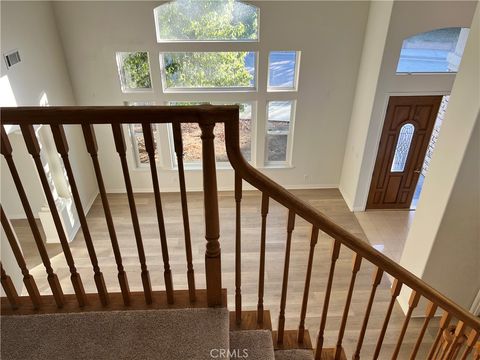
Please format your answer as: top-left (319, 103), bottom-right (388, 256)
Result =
top-left (396, 27), bottom-right (470, 73)
top-left (125, 101), bottom-right (158, 166)
top-left (268, 51), bottom-right (299, 91)
top-left (266, 101), bottom-right (295, 163)
top-left (169, 101), bottom-right (253, 163)
top-left (154, 0), bottom-right (259, 42)
top-left (391, 123), bottom-right (415, 172)
top-left (116, 52), bottom-right (152, 92)
top-left (160, 52), bottom-right (256, 91)
top-left (116, 2), bottom-right (302, 169)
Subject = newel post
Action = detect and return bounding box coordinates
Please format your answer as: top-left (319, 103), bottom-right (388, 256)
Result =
top-left (200, 120), bottom-right (223, 306)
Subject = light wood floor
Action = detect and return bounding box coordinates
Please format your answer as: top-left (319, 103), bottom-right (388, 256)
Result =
top-left (355, 210), bottom-right (415, 264)
top-left (12, 189), bottom-right (438, 359)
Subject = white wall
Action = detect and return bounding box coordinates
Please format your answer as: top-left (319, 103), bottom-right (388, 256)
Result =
top-left (339, 0), bottom-right (394, 209)
top-left (1, 1), bottom-right (98, 216)
top-left (52, 1), bottom-right (369, 192)
top-left (399, 4), bottom-right (480, 311)
top-left (340, 1), bottom-right (477, 211)
top-left (0, 1), bottom-right (98, 291)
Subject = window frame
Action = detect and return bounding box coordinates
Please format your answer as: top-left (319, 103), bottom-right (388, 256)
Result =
top-left (165, 100), bottom-right (257, 168)
top-left (153, 1), bottom-right (260, 43)
top-left (159, 51), bottom-right (259, 93)
top-left (116, 51), bottom-right (154, 94)
top-left (264, 100), bottom-right (296, 167)
top-left (267, 51), bottom-right (301, 92)
top-left (117, 2), bottom-right (302, 170)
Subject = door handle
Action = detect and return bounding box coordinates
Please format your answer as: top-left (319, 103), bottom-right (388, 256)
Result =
top-left (414, 169), bottom-right (421, 174)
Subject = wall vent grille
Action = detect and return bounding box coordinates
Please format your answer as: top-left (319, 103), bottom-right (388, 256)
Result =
top-left (4, 50), bottom-right (21, 69)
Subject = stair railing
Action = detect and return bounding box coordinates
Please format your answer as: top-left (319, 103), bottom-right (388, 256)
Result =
top-left (224, 106), bottom-right (480, 359)
top-left (1, 105), bottom-right (479, 359)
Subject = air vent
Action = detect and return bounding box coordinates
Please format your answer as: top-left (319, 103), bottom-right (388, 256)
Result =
top-left (4, 50), bottom-right (21, 69)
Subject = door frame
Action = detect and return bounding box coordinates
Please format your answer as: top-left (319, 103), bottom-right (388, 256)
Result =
top-left (359, 91), bottom-right (450, 211)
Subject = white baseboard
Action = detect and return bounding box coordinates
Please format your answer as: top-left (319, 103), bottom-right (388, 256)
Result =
top-left (5, 212), bottom-right (27, 220)
top-left (470, 288), bottom-right (480, 316)
top-left (83, 190), bottom-right (99, 215)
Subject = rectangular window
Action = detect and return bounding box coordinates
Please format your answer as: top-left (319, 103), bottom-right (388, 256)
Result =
top-left (116, 52), bottom-right (152, 93)
top-left (125, 101), bottom-right (158, 166)
top-left (266, 101), bottom-right (295, 163)
top-left (169, 102), bottom-right (253, 163)
top-left (160, 52), bottom-right (257, 91)
top-left (267, 51), bottom-right (299, 91)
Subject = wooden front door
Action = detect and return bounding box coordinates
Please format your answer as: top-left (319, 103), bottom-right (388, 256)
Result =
top-left (367, 96), bottom-right (442, 209)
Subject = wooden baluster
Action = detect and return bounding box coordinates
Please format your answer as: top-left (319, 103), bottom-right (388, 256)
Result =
top-left (444, 321), bottom-right (466, 360)
top-left (373, 278), bottom-right (403, 360)
top-left (1, 127), bottom-right (64, 307)
top-left (335, 253), bottom-right (362, 359)
top-left (142, 122), bottom-right (174, 304)
top-left (82, 124), bottom-right (130, 306)
top-left (298, 226), bottom-right (319, 344)
top-left (20, 124), bottom-right (87, 307)
top-left (199, 121), bottom-right (222, 306)
top-left (257, 192), bottom-right (269, 325)
top-left (410, 301), bottom-right (437, 359)
top-left (0, 263), bottom-right (19, 310)
top-left (277, 209), bottom-right (296, 345)
top-left (460, 329), bottom-right (479, 360)
top-left (50, 124), bottom-right (109, 306)
top-left (314, 239), bottom-right (341, 359)
top-left (172, 123), bottom-right (196, 303)
top-left (234, 172), bottom-right (242, 324)
top-left (392, 290), bottom-right (421, 359)
top-left (353, 267), bottom-right (384, 360)
top-left (1, 206), bottom-right (41, 309)
top-left (112, 123), bottom-right (152, 304)
top-left (427, 312), bottom-right (451, 360)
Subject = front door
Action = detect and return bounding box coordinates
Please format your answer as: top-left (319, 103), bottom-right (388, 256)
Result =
top-left (367, 96), bottom-right (442, 209)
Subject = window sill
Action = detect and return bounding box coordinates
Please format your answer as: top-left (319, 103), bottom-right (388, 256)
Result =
top-left (162, 88), bottom-right (257, 94)
top-left (132, 162), bottom-right (292, 171)
top-left (260, 164), bottom-right (294, 169)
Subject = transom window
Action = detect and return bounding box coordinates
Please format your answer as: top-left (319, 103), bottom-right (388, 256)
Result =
top-left (396, 27), bottom-right (470, 74)
top-left (268, 51), bottom-right (300, 91)
top-left (154, 0), bottom-right (259, 42)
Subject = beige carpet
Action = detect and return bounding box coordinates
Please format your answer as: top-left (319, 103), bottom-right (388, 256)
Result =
top-left (230, 330), bottom-right (274, 360)
top-left (1, 308), bottom-right (229, 360)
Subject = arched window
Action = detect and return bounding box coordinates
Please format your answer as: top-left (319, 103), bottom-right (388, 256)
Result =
top-left (396, 27), bottom-right (470, 73)
top-left (154, 0), bottom-right (259, 42)
top-left (391, 123), bottom-right (415, 172)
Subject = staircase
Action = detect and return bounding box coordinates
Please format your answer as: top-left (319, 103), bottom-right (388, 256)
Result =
top-left (1, 304), bottom-right (319, 359)
top-left (1, 106), bottom-right (479, 359)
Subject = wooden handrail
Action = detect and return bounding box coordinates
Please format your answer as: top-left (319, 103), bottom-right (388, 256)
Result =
top-left (1, 106), bottom-right (236, 125)
top-left (223, 108), bottom-right (480, 331)
top-left (1, 105), bottom-right (478, 351)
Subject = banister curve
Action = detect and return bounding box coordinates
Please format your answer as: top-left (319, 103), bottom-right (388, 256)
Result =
top-left (224, 108), bottom-right (480, 331)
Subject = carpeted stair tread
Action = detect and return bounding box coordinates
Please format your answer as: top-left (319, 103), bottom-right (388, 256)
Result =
top-left (1, 308), bottom-right (229, 360)
top-left (230, 330), bottom-right (275, 360)
top-left (275, 349), bottom-right (314, 360)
